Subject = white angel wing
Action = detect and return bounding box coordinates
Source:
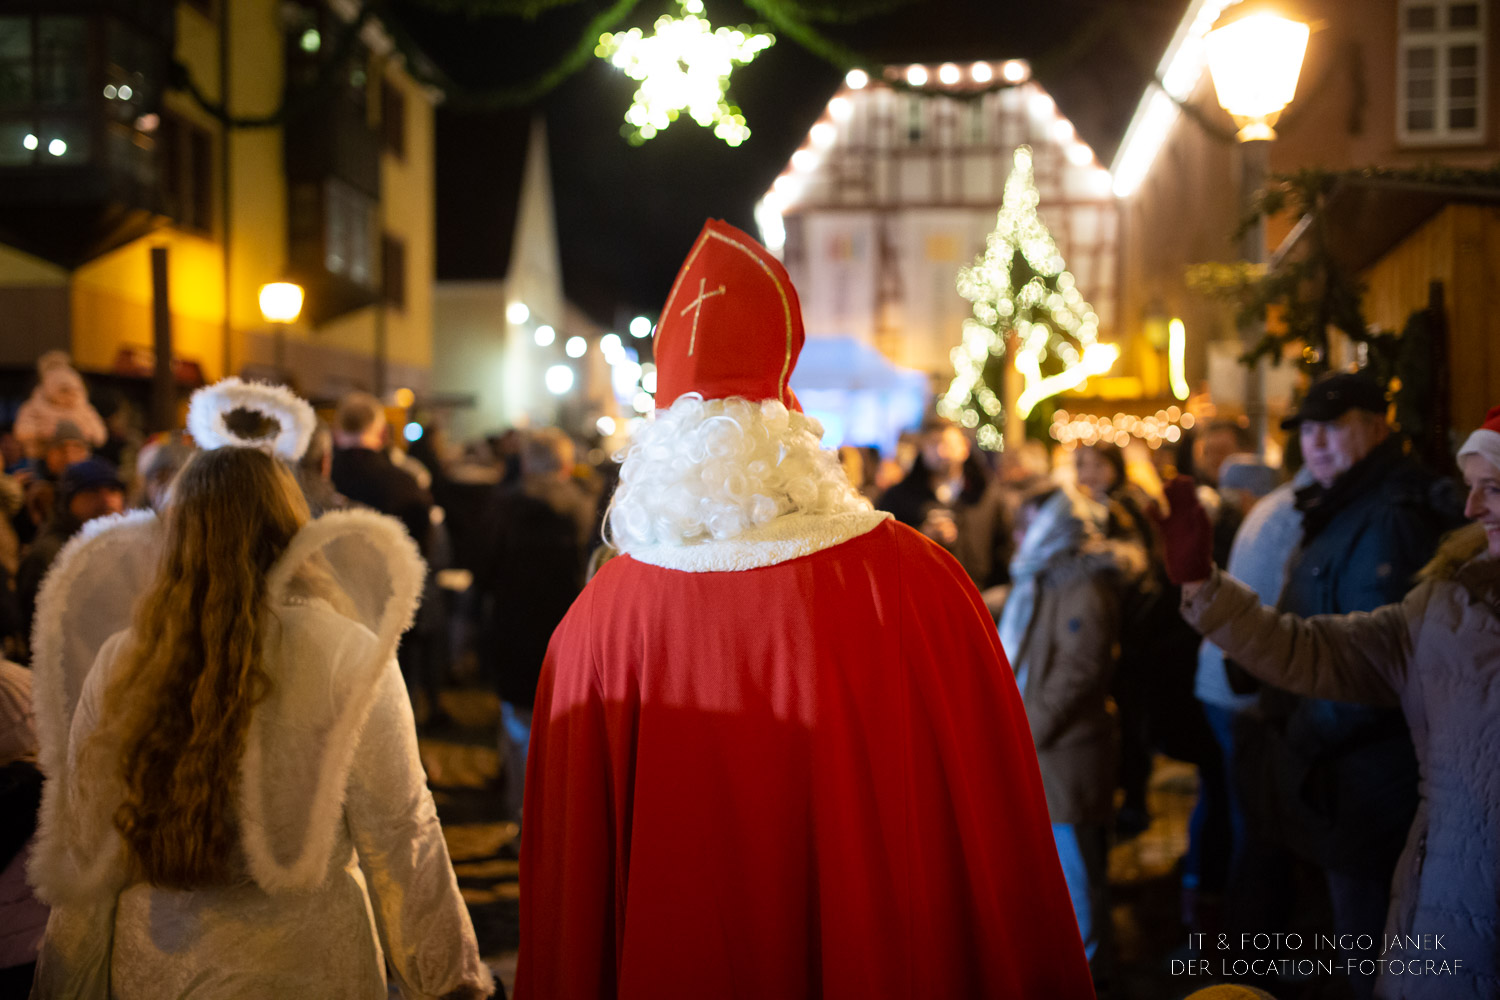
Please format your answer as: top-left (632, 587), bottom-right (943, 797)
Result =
top-left (239, 508), bottom-right (426, 892)
top-left (29, 510), bottom-right (162, 782)
top-left (28, 510), bottom-right (162, 902)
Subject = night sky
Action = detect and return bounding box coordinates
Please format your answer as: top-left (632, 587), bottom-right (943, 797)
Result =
top-left (391, 0), bottom-right (1185, 327)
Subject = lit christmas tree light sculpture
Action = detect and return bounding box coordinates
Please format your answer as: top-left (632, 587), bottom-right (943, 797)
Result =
top-left (596, 0), bottom-right (774, 146)
top-left (939, 145), bottom-right (1118, 450)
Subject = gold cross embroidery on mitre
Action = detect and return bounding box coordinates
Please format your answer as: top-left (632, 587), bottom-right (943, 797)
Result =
top-left (679, 277), bottom-right (727, 355)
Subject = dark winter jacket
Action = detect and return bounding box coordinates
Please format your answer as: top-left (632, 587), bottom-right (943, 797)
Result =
top-left (330, 447), bottom-right (434, 554)
top-left (482, 480), bottom-right (591, 706)
top-left (877, 456), bottom-right (1010, 589)
top-left (1182, 525), bottom-right (1500, 1000)
top-left (1261, 439), bottom-right (1463, 874)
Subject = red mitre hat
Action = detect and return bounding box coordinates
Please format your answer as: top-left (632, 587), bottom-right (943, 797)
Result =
top-left (653, 219), bottom-right (803, 411)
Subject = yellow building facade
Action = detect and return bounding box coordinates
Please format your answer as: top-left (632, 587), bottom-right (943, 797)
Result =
top-left (0, 0), bottom-right (439, 407)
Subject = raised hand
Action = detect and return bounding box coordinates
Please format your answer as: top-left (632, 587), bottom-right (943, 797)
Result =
top-left (1153, 475), bottom-right (1214, 585)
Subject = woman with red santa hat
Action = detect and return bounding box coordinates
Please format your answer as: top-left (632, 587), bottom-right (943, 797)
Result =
top-left (1161, 404), bottom-right (1500, 1000)
top-left (517, 220), bottom-right (1094, 999)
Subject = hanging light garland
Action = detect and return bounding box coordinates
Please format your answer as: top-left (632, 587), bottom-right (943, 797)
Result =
top-left (938, 145), bottom-right (1118, 450)
top-left (595, 0), bottom-right (774, 146)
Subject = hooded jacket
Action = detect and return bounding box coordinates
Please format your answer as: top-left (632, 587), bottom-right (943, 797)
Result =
top-left (1182, 525), bottom-right (1500, 1000)
top-left (1004, 488), bottom-right (1146, 824)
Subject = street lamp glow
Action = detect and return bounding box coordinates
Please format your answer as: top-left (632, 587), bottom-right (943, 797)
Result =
top-left (629, 316), bottom-right (653, 338)
top-left (1205, 6), bottom-right (1310, 141)
top-left (534, 324), bottom-right (555, 346)
top-left (810, 121), bottom-right (836, 149)
top-left (845, 68), bottom-right (868, 89)
top-left (938, 63), bottom-right (961, 85)
top-left (565, 336), bottom-right (587, 358)
top-left (258, 282), bottom-right (304, 324)
top-left (1001, 60), bottom-right (1028, 83)
top-left (906, 64), bottom-right (928, 86)
top-left (600, 332), bottom-right (622, 355)
top-left (596, 415), bottom-right (617, 436)
top-left (545, 365), bottom-right (575, 395)
top-left (22, 134), bottom-right (37, 150)
top-left (47, 139), bottom-right (66, 157)
top-left (972, 62), bottom-right (995, 84)
top-left (506, 301), bottom-right (530, 324)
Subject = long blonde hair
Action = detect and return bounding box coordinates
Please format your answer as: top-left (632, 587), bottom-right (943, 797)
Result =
top-left (99, 447), bottom-right (309, 888)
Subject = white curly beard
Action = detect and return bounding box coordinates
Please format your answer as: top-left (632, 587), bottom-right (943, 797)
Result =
top-left (607, 394), bottom-right (874, 551)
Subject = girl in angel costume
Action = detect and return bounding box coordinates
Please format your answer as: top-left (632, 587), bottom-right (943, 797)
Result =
top-left (27, 379), bottom-right (493, 999)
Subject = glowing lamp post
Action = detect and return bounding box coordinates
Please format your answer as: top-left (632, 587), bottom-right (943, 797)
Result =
top-left (1203, 1), bottom-right (1308, 454)
top-left (258, 282), bottom-right (304, 377)
top-left (1205, 4), bottom-right (1310, 142)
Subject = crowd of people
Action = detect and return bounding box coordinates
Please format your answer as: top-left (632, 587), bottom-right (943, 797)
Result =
top-left (0, 222), bottom-right (1496, 1000)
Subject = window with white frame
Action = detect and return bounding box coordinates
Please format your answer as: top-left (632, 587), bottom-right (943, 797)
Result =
top-left (1398, 0), bottom-right (1487, 144)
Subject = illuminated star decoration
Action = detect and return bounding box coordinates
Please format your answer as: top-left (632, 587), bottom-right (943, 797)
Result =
top-left (939, 145), bottom-right (1119, 450)
top-left (595, 0), bottom-right (774, 146)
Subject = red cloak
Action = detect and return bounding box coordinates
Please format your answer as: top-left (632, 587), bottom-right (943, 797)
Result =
top-left (518, 518), bottom-right (1094, 999)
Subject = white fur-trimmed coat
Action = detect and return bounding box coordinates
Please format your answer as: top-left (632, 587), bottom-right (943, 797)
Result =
top-left (26, 509), bottom-right (493, 1000)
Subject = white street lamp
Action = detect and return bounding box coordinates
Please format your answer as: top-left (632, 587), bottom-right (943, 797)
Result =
top-left (1203, 0), bottom-right (1310, 454)
top-left (1205, 2), bottom-right (1311, 141)
top-left (545, 364), bottom-right (575, 395)
top-left (259, 282), bottom-right (304, 376)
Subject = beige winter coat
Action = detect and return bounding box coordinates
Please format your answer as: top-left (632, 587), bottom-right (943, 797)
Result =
top-left (1180, 534), bottom-right (1500, 1000)
top-left (1015, 552), bottom-right (1123, 825)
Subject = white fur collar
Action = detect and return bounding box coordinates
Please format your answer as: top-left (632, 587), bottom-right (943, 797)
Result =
top-left (623, 509), bottom-right (891, 572)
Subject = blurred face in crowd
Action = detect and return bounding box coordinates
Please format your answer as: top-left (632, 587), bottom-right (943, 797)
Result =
top-left (839, 447), bottom-right (865, 491)
top-left (68, 485), bottom-right (124, 523)
top-left (1073, 446), bottom-right (1118, 498)
top-left (0, 430), bottom-right (20, 468)
top-left (921, 427), bottom-right (969, 480)
top-left (1013, 497), bottom-right (1044, 549)
top-left (1299, 410), bottom-right (1390, 489)
top-left (46, 438), bottom-right (90, 477)
top-left (1461, 453), bottom-right (1500, 558)
top-left (1197, 428), bottom-right (1242, 486)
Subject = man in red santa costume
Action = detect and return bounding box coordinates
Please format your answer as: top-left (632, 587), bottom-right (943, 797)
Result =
top-left (517, 219), bottom-right (1094, 999)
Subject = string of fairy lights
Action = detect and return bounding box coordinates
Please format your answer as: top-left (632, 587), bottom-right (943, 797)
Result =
top-left (1049, 407), bottom-right (1196, 450)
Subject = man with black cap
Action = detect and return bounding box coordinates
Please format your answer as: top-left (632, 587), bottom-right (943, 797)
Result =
top-left (14, 458), bottom-right (124, 660)
top-left (1250, 371), bottom-right (1461, 998)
